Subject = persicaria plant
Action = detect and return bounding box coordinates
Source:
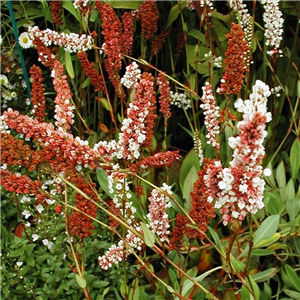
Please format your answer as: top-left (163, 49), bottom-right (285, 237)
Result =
top-left (1, 1), bottom-right (299, 300)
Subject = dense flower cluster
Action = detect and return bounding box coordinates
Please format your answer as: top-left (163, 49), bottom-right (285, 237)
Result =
top-left (205, 80), bottom-right (272, 225)
top-left (1, 109), bottom-right (106, 172)
top-left (129, 151), bottom-right (181, 172)
top-left (116, 73), bottom-right (157, 160)
top-left (51, 61), bottom-right (75, 131)
top-left (186, 0), bottom-right (213, 13)
top-left (157, 73), bottom-right (172, 121)
top-left (174, 26), bottom-right (185, 61)
top-left (170, 91), bottom-right (191, 110)
top-left (169, 214), bottom-right (187, 251)
top-left (121, 11), bottom-right (134, 55)
top-left (0, 74), bottom-right (18, 108)
top-left (77, 51), bottom-right (104, 92)
top-left (218, 23), bottom-right (249, 96)
top-left (120, 62), bottom-right (141, 90)
top-left (98, 228), bottom-right (143, 270)
top-left (107, 169), bottom-right (136, 224)
top-left (95, 2), bottom-right (126, 100)
top-left (28, 26), bottom-right (93, 53)
top-left (204, 51), bottom-right (222, 68)
top-left (31, 37), bottom-right (57, 68)
top-left (200, 82), bottom-right (220, 150)
top-left (229, 0), bottom-right (252, 62)
top-left (147, 184), bottom-right (172, 242)
top-left (1, 133), bottom-right (42, 172)
top-left (68, 173), bottom-right (98, 238)
top-left (151, 28), bottom-right (171, 57)
top-left (29, 65), bottom-right (46, 122)
top-left (73, 0), bottom-right (92, 15)
top-left (187, 161), bottom-right (216, 240)
top-left (261, 0), bottom-right (284, 56)
top-left (1, 170), bottom-right (41, 195)
top-left (49, 1), bottom-right (62, 29)
top-left (136, 1), bottom-right (159, 40)
top-left (193, 130), bottom-right (204, 166)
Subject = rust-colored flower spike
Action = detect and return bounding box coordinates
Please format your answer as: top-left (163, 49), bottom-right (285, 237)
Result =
top-left (32, 37), bottom-right (57, 69)
top-left (218, 23), bottom-right (249, 96)
top-left (1, 133), bottom-right (43, 172)
top-left (129, 150), bottom-right (181, 173)
top-left (169, 214), bottom-right (188, 251)
top-left (68, 172), bottom-right (98, 239)
top-left (174, 26), bottom-right (185, 61)
top-left (151, 28), bottom-right (171, 57)
top-left (122, 11), bottom-right (134, 55)
top-left (186, 160), bottom-right (215, 240)
top-left (1, 169), bottom-right (41, 195)
top-left (157, 72), bottom-right (172, 121)
top-left (136, 1), bottom-right (159, 40)
top-left (77, 52), bottom-right (105, 92)
top-left (30, 65), bottom-right (46, 122)
top-left (96, 1), bottom-right (125, 100)
top-left (50, 1), bottom-right (62, 29)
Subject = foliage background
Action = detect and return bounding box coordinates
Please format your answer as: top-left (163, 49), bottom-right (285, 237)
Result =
top-left (0, 1), bottom-right (299, 300)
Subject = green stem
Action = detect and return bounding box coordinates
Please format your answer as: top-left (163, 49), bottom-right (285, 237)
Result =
top-left (7, 1), bottom-right (31, 100)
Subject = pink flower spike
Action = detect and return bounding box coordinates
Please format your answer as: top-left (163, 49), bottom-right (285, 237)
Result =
top-left (147, 183), bottom-right (172, 242)
top-left (205, 80), bottom-right (272, 225)
top-left (51, 61), bottom-right (75, 132)
top-left (201, 82), bottom-right (220, 150)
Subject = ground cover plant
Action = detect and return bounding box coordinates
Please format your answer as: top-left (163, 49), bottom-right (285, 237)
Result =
top-left (0, 1), bottom-right (299, 299)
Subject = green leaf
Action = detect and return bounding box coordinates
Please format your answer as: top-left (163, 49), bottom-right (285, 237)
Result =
top-left (251, 268), bottom-right (278, 283)
top-left (168, 269), bottom-right (179, 287)
top-left (264, 192), bottom-right (282, 215)
top-left (255, 232), bottom-right (281, 248)
top-left (27, 256), bottom-right (35, 267)
top-left (92, 281), bottom-right (110, 288)
top-left (284, 289), bottom-right (300, 299)
top-left (276, 161), bottom-right (286, 199)
top-left (120, 280), bottom-right (129, 299)
top-left (65, 51), bottom-right (75, 80)
top-left (107, 1), bottom-right (143, 9)
top-left (179, 149), bottom-right (200, 192)
top-left (187, 29), bottom-right (206, 43)
top-left (128, 278), bottom-right (140, 300)
top-left (210, 11), bottom-right (230, 42)
top-left (230, 254), bottom-right (245, 273)
top-left (207, 226), bottom-right (226, 256)
top-left (250, 249), bottom-right (275, 256)
top-left (75, 274), bottom-right (87, 289)
top-left (10, 248), bottom-right (24, 257)
top-left (290, 139), bottom-right (300, 180)
top-left (89, 8), bottom-right (99, 22)
top-left (286, 198), bottom-right (300, 222)
top-left (36, 254), bottom-right (52, 263)
top-left (1, 224), bottom-right (9, 242)
top-left (97, 168), bottom-right (113, 197)
top-left (241, 275), bottom-right (260, 300)
top-left (182, 165), bottom-right (198, 211)
top-left (97, 98), bottom-right (111, 111)
top-left (285, 265), bottom-right (300, 292)
top-left (141, 222), bottom-right (155, 248)
top-left (252, 215), bottom-right (280, 247)
top-left (284, 179), bottom-right (295, 202)
top-left (166, 2), bottom-right (186, 28)
top-left (181, 267), bottom-right (222, 298)
top-left (62, 1), bottom-right (85, 29)
top-left (239, 215), bottom-right (280, 258)
top-left (20, 266), bottom-right (31, 276)
top-left (82, 77), bottom-right (91, 89)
